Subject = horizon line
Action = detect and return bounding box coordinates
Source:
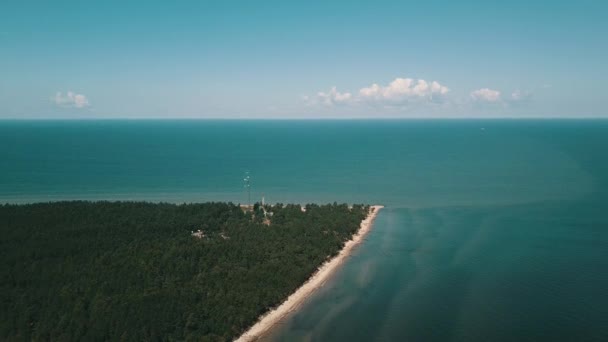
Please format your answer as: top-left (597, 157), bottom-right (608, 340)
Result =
top-left (1, 117), bottom-right (607, 121)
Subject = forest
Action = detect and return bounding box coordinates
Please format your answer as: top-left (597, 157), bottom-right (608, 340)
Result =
top-left (0, 201), bottom-right (368, 341)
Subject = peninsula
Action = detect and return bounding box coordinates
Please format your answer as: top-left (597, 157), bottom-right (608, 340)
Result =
top-left (0, 201), bottom-right (381, 341)
top-left (237, 205), bottom-right (383, 341)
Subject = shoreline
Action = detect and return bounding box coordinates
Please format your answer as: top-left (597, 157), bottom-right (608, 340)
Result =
top-left (235, 205), bottom-right (384, 342)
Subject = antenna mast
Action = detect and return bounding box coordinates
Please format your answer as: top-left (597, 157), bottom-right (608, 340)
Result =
top-left (244, 171), bottom-right (251, 208)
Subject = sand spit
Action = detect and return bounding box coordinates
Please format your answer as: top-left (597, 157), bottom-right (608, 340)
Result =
top-left (235, 205), bottom-right (384, 342)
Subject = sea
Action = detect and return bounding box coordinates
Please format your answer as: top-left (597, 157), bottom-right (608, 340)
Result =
top-left (1, 119), bottom-right (607, 341)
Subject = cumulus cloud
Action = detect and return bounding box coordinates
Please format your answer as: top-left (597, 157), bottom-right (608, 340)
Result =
top-left (316, 86), bottom-right (353, 106)
top-left (469, 88), bottom-right (532, 105)
top-left (359, 78), bottom-right (449, 104)
top-left (53, 91), bottom-right (90, 108)
top-left (310, 77), bottom-right (450, 107)
top-left (470, 88), bottom-right (501, 102)
top-left (306, 79), bottom-right (533, 117)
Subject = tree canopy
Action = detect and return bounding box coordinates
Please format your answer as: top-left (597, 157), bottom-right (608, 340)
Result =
top-left (0, 201), bottom-right (368, 341)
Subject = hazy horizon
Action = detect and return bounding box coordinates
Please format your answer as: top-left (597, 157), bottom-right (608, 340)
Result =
top-left (2, 117), bottom-right (608, 121)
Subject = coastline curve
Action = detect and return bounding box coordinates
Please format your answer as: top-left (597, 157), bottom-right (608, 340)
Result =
top-left (236, 205), bottom-right (384, 341)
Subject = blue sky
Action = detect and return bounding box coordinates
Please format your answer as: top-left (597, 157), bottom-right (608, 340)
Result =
top-left (1, 0), bottom-right (606, 118)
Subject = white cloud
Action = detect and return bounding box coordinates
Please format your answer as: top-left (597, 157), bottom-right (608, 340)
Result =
top-left (470, 88), bottom-right (501, 102)
top-left (311, 77), bottom-right (450, 107)
top-left (359, 78), bottom-right (449, 104)
top-left (53, 91), bottom-right (90, 108)
top-left (306, 80), bottom-right (533, 117)
top-left (316, 86), bottom-right (353, 106)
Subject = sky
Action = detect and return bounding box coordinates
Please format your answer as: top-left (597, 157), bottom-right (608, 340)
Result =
top-left (0, 0), bottom-right (607, 119)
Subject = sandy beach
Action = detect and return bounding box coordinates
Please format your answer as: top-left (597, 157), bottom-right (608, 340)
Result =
top-left (236, 205), bottom-right (384, 342)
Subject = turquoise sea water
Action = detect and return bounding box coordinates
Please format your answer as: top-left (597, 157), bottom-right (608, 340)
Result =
top-left (1, 120), bottom-right (607, 341)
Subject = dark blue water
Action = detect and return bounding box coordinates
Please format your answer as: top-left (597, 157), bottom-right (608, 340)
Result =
top-left (1, 120), bottom-right (607, 341)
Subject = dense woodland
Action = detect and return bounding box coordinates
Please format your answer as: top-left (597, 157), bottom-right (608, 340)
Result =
top-left (0, 201), bottom-right (368, 341)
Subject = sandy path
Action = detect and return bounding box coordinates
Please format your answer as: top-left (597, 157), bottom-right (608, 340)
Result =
top-left (235, 205), bottom-right (384, 341)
